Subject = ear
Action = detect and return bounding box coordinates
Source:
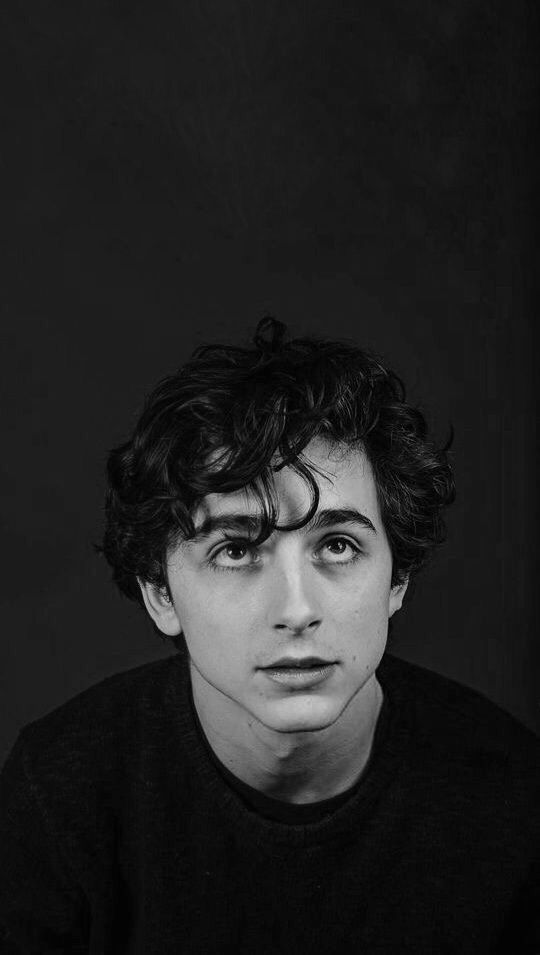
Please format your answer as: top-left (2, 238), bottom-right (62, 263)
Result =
top-left (138, 579), bottom-right (182, 636)
top-left (388, 577), bottom-right (409, 618)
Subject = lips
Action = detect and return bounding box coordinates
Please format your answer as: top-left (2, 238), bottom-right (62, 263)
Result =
top-left (262, 656), bottom-right (333, 670)
top-left (260, 658), bottom-right (337, 688)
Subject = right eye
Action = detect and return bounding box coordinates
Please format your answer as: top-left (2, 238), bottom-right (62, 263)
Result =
top-left (209, 540), bottom-right (261, 572)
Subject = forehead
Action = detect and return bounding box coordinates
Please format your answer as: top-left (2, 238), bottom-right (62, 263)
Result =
top-left (192, 439), bottom-right (381, 528)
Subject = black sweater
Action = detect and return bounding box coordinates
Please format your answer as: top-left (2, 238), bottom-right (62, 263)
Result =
top-left (0, 648), bottom-right (538, 954)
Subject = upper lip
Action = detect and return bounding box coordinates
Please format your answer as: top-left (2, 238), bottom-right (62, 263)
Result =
top-left (261, 657), bottom-right (334, 669)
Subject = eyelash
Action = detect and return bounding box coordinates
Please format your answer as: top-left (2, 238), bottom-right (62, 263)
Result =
top-left (207, 536), bottom-right (364, 574)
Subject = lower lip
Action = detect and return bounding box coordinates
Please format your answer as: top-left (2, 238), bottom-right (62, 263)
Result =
top-left (260, 664), bottom-right (336, 688)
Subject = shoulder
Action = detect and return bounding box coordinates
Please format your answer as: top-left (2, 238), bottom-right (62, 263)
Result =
top-left (380, 652), bottom-right (539, 751)
top-left (379, 652), bottom-right (539, 811)
top-left (2, 653), bottom-right (184, 788)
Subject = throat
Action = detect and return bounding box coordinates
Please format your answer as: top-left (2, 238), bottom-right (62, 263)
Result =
top-left (190, 666), bottom-right (383, 804)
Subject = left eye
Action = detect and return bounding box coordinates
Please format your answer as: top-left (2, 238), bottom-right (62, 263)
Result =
top-left (319, 538), bottom-right (360, 562)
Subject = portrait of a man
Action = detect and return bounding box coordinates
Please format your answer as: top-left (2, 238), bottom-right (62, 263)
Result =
top-left (1, 0), bottom-right (538, 951)
top-left (0, 318), bottom-right (538, 953)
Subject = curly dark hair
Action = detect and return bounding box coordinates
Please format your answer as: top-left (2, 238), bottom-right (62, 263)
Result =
top-left (101, 318), bottom-right (455, 612)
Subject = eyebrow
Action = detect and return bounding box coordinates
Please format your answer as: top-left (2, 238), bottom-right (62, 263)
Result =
top-left (188, 507), bottom-right (377, 543)
top-left (308, 508), bottom-right (377, 535)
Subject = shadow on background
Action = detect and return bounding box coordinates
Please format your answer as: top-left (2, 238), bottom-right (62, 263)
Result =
top-left (1, 0), bottom-right (538, 758)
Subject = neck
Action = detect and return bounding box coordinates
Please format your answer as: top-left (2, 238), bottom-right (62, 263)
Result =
top-left (190, 667), bottom-right (383, 804)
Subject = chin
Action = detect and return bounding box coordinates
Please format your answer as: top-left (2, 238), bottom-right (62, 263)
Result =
top-left (256, 695), bottom-right (343, 734)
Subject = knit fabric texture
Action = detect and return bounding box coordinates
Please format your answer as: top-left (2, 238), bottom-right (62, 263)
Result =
top-left (1, 647), bottom-right (538, 954)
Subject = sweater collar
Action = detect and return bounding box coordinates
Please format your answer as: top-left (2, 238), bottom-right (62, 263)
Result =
top-left (167, 645), bottom-right (414, 849)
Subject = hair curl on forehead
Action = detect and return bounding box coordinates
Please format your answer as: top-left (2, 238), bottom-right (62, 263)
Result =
top-left (100, 318), bottom-right (455, 625)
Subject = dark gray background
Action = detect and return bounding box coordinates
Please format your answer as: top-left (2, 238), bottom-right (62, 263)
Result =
top-left (1, 0), bottom-right (538, 759)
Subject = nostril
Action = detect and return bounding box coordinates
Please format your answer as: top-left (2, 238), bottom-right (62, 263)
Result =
top-left (274, 619), bottom-right (321, 634)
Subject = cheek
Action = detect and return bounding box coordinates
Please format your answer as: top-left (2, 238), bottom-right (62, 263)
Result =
top-left (331, 566), bottom-right (392, 621)
top-left (329, 573), bottom-right (392, 658)
top-left (175, 581), bottom-right (254, 667)
top-left (174, 572), bottom-right (227, 620)
top-left (347, 607), bottom-right (389, 651)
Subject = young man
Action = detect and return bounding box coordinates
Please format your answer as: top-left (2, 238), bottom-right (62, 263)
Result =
top-left (0, 319), bottom-right (538, 953)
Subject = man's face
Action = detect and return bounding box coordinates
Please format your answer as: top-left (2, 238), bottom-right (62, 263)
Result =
top-left (142, 439), bottom-right (407, 734)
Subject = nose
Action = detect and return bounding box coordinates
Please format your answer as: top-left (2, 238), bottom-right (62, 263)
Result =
top-left (271, 557), bottom-right (322, 635)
